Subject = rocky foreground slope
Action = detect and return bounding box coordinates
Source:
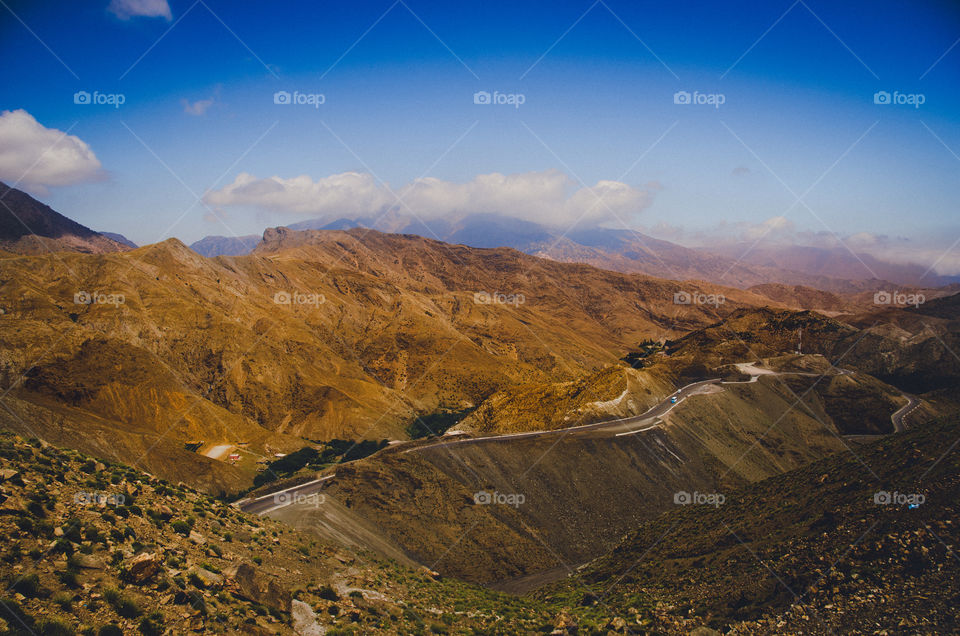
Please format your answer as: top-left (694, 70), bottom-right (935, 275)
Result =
top-left (2, 414), bottom-right (957, 634)
top-left (0, 432), bottom-right (555, 635)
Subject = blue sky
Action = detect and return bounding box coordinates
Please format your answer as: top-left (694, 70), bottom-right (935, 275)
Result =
top-left (1, 0), bottom-right (959, 272)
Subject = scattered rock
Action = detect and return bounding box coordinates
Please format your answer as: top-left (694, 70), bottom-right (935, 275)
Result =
top-left (73, 553), bottom-right (104, 569)
top-left (189, 530), bottom-right (206, 545)
top-left (291, 599), bottom-right (325, 635)
top-left (0, 496), bottom-right (23, 514)
top-left (189, 566), bottom-right (223, 588)
top-left (605, 616), bottom-right (627, 632)
top-left (551, 610), bottom-right (577, 634)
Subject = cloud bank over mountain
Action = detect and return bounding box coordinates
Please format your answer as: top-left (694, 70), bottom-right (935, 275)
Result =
top-left (203, 169), bottom-right (655, 229)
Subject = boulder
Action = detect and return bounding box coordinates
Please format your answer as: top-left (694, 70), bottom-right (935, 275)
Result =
top-left (124, 552), bottom-right (161, 584)
top-left (551, 610), bottom-right (577, 635)
top-left (224, 563), bottom-right (291, 613)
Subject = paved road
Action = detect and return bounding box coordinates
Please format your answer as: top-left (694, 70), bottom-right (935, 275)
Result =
top-left (891, 393), bottom-right (920, 432)
top-left (237, 475), bottom-right (333, 514)
top-left (412, 378), bottom-right (724, 451)
top-left (240, 377), bottom-right (727, 514)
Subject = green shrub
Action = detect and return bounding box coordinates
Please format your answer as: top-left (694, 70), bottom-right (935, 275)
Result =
top-left (10, 573), bottom-right (43, 598)
top-left (37, 617), bottom-right (75, 635)
top-left (138, 613), bottom-right (163, 636)
top-left (53, 591), bottom-right (73, 611)
top-left (102, 587), bottom-right (141, 618)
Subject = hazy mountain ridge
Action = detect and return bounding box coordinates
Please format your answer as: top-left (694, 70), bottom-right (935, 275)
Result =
top-left (188, 212), bottom-right (955, 294)
top-left (188, 233), bottom-right (260, 257)
top-left (0, 182), bottom-right (129, 255)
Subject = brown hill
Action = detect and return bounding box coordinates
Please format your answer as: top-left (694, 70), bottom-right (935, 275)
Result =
top-left (0, 227), bottom-right (778, 491)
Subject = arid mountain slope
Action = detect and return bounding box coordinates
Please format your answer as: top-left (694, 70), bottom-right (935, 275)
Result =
top-left (667, 298), bottom-right (960, 394)
top-left (0, 228), bottom-right (774, 491)
top-left (709, 242), bottom-right (960, 288)
top-left (287, 369), bottom-right (909, 585)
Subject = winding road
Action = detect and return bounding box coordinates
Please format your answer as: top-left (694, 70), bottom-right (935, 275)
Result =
top-left (891, 393), bottom-right (920, 432)
top-left (239, 363), bottom-right (916, 515)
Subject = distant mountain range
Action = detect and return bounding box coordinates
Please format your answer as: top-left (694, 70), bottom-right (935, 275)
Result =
top-left (1, 179), bottom-right (955, 295)
top-left (189, 212), bottom-right (959, 292)
top-left (99, 231), bottom-right (137, 248)
top-left (189, 233), bottom-right (259, 257)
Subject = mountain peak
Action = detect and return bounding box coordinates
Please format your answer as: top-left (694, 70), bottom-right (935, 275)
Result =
top-left (0, 181), bottom-right (129, 254)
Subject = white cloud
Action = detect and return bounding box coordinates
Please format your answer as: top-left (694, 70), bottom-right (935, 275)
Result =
top-left (203, 169), bottom-right (654, 228)
top-left (108, 0), bottom-right (172, 20)
top-left (0, 109), bottom-right (103, 193)
top-left (204, 172), bottom-right (394, 217)
top-left (181, 97), bottom-right (215, 116)
top-left (740, 215), bottom-right (795, 241)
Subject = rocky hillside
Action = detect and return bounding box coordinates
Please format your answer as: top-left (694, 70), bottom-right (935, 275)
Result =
top-left (0, 432), bottom-right (559, 635)
top-left (667, 301), bottom-right (960, 397)
top-left (455, 364), bottom-right (676, 435)
top-left (539, 413), bottom-right (960, 634)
